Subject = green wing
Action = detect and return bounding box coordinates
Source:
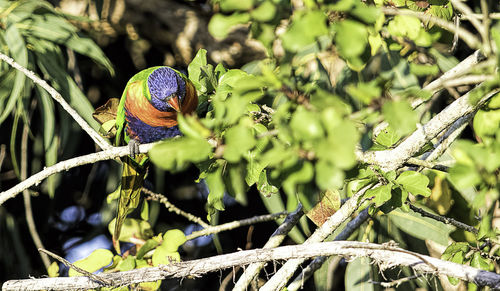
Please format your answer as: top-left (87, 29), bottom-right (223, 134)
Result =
top-left (115, 66), bottom-right (162, 146)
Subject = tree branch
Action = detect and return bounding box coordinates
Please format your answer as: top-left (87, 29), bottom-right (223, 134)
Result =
top-left (381, 7), bottom-right (481, 50)
top-left (260, 185), bottom-right (373, 291)
top-left (185, 211), bottom-right (288, 241)
top-left (0, 143), bottom-right (155, 206)
top-left (0, 52), bottom-right (111, 151)
top-left (233, 204), bottom-right (304, 291)
top-left (287, 207), bottom-right (372, 291)
top-left (143, 189), bottom-right (210, 228)
top-left (358, 87), bottom-right (499, 171)
top-left (4, 241), bottom-right (500, 290)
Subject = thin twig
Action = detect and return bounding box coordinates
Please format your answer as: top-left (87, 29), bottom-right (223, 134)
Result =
top-left (143, 188), bottom-right (209, 228)
top-left (21, 121), bottom-right (51, 270)
top-left (0, 52), bottom-right (111, 151)
top-left (369, 274), bottom-right (426, 288)
top-left (405, 157), bottom-right (449, 171)
top-left (233, 204), bottom-right (304, 291)
top-left (6, 241), bottom-right (500, 290)
top-left (0, 143), bottom-right (156, 206)
top-left (186, 211), bottom-right (288, 241)
top-left (421, 113), bottom-right (472, 164)
top-left (37, 248), bottom-right (112, 286)
top-left (381, 7), bottom-right (481, 50)
top-left (450, 0), bottom-right (486, 45)
top-left (409, 203), bottom-right (478, 234)
top-left (442, 75), bottom-right (494, 88)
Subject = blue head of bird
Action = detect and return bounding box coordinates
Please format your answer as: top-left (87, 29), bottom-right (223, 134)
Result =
top-left (147, 67), bottom-right (185, 112)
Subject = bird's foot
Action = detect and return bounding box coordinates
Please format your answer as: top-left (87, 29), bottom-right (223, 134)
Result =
top-left (128, 139), bottom-right (140, 159)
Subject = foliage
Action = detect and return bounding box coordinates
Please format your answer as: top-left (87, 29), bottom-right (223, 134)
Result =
top-left (2, 0), bottom-right (500, 290)
top-left (0, 0), bottom-right (113, 196)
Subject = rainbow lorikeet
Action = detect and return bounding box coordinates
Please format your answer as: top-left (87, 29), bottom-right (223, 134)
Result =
top-left (113, 66), bottom-right (198, 253)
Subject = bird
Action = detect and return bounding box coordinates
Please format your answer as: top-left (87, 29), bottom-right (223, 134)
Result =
top-left (113, 66), bottom-right (198, 253)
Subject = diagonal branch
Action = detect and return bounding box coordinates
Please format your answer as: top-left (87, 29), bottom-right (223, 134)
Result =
top-left (0, 52), bottom-right (111, 151)
top-left (3, 241), bottom-right (500, 290)
top-left (358, 87), bottom-right (499, 171)
top-left (0, 143), bottom-right (156, 206)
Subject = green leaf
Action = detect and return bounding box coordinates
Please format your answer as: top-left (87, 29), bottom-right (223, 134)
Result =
top-left (250, 1), bottom-right (276, 22)
top-left (68, 249), bottom-right (113, 277)
top-left (220, 0), bottom-right (254, 12)
top-left (47, 261), bottom-right (59, 277)
top-left (315, 160), bottom-right (344, 190)
top-left (375, 125), bottom-right (402, 147)
top-left (442, 242), bottom-right (469, 261)
top-left (473, 108), bottom-right (500, 139)
top-left (364, 184), bottom-right (392, 206)
top-left (224, 163), bottom-right (247, 205)
top-left (346, 81), bottom-right (381, 105)
top-left (0, 23), bottom-right (27, 125)
top-left (188, 49), bottom-right (208, 92)
top-left (149, 137), bottom-right (213, 172)
top-left (471, 252), bottom-right (493, 271)
top-left (118, 256), bottom-right (136, 272)
top-left (223, 119), bottom-right (257, 162)
top-left (108, 218), bottom-right (153, 242)
top-left (290, 106), bottom-right (324, 141)
top-left (208, 13), bottom-right (251, 39)
top-left (334, 20), bottom-right (368, 60)
top-left (395, 171), bottom-right (431, 197)
top-left (136, 239), bottom-right (160, 260)
top-left (20, 14), bottom-right (113, 74)
top-left (151, 230), bottom-right (186, 266)
top-left (281, 10), bottom-right (328, 52)
top-left (382, 100), bottom-right (418, 136)
top-left (387, 15), bottom-right (421, 40)
top-left (345, 257), bottom-right (375, 291)
top-left (205, 161), bottom-right (226, 219)
top-left (388, 208), bottom-right (454, 245)
top-left (282, 161), bottom-right (314, 196)
top-left (162, 229), bottom-right (187, 252)
top-left (448, 164), bottom-right (481, 189)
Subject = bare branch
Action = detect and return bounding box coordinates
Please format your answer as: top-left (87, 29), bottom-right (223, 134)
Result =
top-left (409, 204), bottom-right (478, 234)
top-left (0, 52), bottom-right (111, 151)
top-left (186, 211), bottom-right (288, 241)
top-left (37, 249), bottom-right (111, 286)
top-left (143, 189), bottom-right (209, 228)
top-left (287, 207), bottom-right (371, 291)
top-left (233, 204), bottom-right (304, 291)
top-left (0, 143), bottom-right (156, 206)
top-left (358, 87), bottom-right (499, 171)
top-left (4, 241), bottom-right (500, 290)
top-left (260, 185), bottom-right (372, 291)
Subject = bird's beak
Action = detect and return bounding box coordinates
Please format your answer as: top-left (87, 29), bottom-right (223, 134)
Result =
top-left (167, 96), bottom-right (181, 112)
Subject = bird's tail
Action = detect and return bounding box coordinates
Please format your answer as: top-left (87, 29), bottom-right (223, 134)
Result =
top-left (113, 156), bottom-right (147, 254)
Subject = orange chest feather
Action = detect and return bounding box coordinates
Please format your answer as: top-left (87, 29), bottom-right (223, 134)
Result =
top-left (124, 81), bottom-right (197, 128)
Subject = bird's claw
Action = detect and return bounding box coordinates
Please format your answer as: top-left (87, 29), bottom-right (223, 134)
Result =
top-left (128, 139), bottom-right (140, 159)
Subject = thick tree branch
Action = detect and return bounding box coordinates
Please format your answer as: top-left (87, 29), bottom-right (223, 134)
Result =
top-left (260, 185), bottom-right (372, 291)
top-left (0, 52), bottom-right (111, 151)
top-left (233, 204), bottom-right (304, 291)
top-left (0, 143), bottom-right (155, 206)
top-left (287, 207), bottom-right (372, 291)
top-left (3, 241), bottom-right (500, 290)
top-left (358, 87), bottom-right (499, 171)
